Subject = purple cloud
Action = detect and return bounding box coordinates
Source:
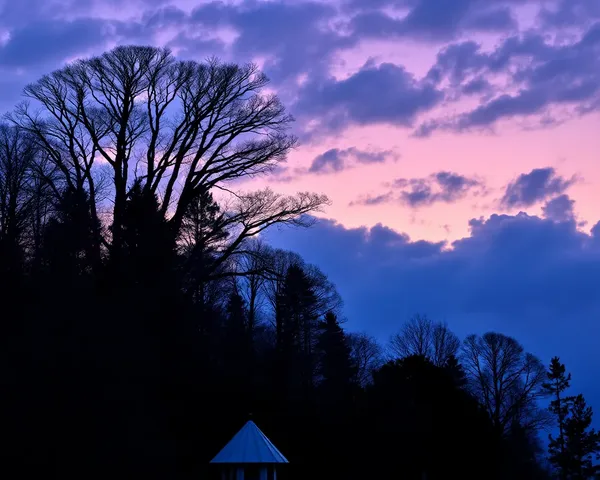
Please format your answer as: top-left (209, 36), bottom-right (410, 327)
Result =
top-left (350, 0), bottom-right (519, 42)
top-left (0, 0), bottom-right (597, 137)
top-left (265, 210), bottom-right (600, 340)
top-left (264, 209), bottom-right (600, 418)
top-left (501, 167), bottom-right (576, 209)
top-left (396, 171), bottom-right (484, 207)
top-left (184, 1), bottom-right (352, 83)
top-left (462, 6), bottom-right (517, 32)
top-left (0, 19), bottom-right (114, 68)
top-left (296, 61), bottom-right (443, 135)
top-left (419, 23), bottom-right (600, 134)
top-left (543, 194), bottom-right (576, 222)
top-left (309, 147), bottom-right (397, 174)
top-left (349, 192), bottom-right (395, 207)
top-left (461, 77), bottom-right (492, 95)
top-left (350, 171), bottom-right (484, 208)
top-left (539, 0), bottom-right (600, 28)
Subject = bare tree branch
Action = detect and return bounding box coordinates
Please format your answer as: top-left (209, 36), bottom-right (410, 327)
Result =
top-left (389, 314), bottom-right (460, 367)
top-left (461, 332), bottom-right (549, 435)
top-left (8, 45), bottom-right (328, 270)
top-left (348, 332), bottom-right (383, 387)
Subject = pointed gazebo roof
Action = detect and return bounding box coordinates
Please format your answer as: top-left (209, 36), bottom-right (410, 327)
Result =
top-left (210, 420), bottom-right (289, 464)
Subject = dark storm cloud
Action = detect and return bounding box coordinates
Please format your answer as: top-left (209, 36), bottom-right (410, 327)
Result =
top-left (501, 167), bottom-right (576, 209)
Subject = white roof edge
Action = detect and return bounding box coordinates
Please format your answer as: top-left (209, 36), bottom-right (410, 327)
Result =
top-left (210, 420), bottom-right (289, 464)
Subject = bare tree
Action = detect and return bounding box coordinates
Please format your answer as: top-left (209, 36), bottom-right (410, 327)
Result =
top-left (389, 314), bottom-right (460, 366)
top-left (11, 46), bottom-right (328, 273)
top-left (431, 322), bottom-right (462, 367)
top-left (263, 248), bottom-right (303, 311)
top-left (347, 332), bottom-right (383, 386)
top-left (0, 125), bottom-right (37, 262)
top-left (235, 238), bottom-right (270, 332)
top-left (389, 314), bottom-right (432, 358)
top-left (461, 332), bottom-right (549, 435)
top-left (262, 247), bottom-right (342, 321)
top-left (304, 263), bottom-right (343, 320)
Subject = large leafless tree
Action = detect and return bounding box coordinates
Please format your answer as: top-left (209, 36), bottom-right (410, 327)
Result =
top-left (0, 124), bottom-right (48, 261)
top-left (10, 45), bottom-right (328, 276)
top-left (389, 314), bottom-right (461, 366)
top-left (347, 332), bottom-right (383, 386)
top-left (461, 332), bottom-right (549, 435)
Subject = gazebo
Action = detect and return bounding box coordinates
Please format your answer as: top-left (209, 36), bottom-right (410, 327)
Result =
top-left (210, 420), bottom-right (288, 480)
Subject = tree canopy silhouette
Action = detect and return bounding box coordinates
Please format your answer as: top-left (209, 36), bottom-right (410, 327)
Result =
top-left (11, 45), bottom-right (328, 275)
top-left (0, 45), bottom-right (575, 480)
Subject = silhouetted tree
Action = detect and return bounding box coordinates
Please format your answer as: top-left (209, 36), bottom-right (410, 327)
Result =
top-left (14, 46), bottom-right (328, 265)
top-left (544, 357), bottom-right (573, 479)
top-left (0, 124), bottom-right (35, 276)
top-left (444, 353), bottom-right (467, 388)
top-left (461, 332), bottom-right (548, 436)
top-left (347, 331), bottom-right (383, 387)
top-left (274, 264), bottom-right (319, 406)
top-left (264, 247), bottom-right (342, 322)
top-left (38, 187), bottom-right (100, 278)
top-left (120, 180), bottom-right (174, 285)
top-left (389, 314), bottom-right (460, 366)
top-left (503, 423), bottom-right (551, 480)
top-left (316, 311), bottom-right (357, 408)
top-left (562, 395), bottom-right (600, 479)
top-left (0, 43), bottom-right (560, 480)
top-left (179, 189), bottom-right (228, 306)
top-left (221, 291), bottom-right (253, 404)
top-left (235, 238), bottom-right (270, 333)
top-left (364, 355), bottom-right (498, 479)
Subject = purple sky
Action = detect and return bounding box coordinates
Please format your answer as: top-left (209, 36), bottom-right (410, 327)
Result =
top-left (2, 0), bottom-right (600, 410)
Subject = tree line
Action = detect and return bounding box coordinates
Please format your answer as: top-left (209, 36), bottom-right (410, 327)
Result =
top-left (0, 45), bottom-right (598, 479)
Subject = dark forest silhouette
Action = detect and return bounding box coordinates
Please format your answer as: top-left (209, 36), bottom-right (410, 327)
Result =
top-left (0, 46), bottom-right (598, 479)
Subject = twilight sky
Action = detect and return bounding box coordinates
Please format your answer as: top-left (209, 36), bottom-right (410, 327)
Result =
top-left (2, 0), bottom-right (600, 402)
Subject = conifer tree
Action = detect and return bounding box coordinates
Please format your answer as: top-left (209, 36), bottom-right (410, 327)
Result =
top-left (316, 311), bottom-right (356, 405)
top-left (444, 354), bottom-right (467, 388)
top-left (562, 394), bottom-right (600, 479)
top-left (274, 264), bottom-right (319, 403)
top-left (543, 357), bottom-right (573, 479)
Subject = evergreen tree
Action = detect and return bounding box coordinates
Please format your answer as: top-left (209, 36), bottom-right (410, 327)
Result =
top-left (562, 394), bottom-right (600, 479)
top-left (226, 291), bottom-right (248, 338)
top-left (444, 354), bottom-right (467, 388)
top-left (224, 290), bottom-right (250, 373)
top-left (544, 357), bottom-right (573, 479)
top-left (120, 180), bottom-right (174, 286)
top-left (223, 291), bottom-right (251, 399)
top-left (274, 264), bottom-right (319, 405)
top-left (316, 311), bottom-right (356, 406)
top-left (39, 187), bottom-right (100, 279)
top-left (180, 189), bottom-right (229, 306)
